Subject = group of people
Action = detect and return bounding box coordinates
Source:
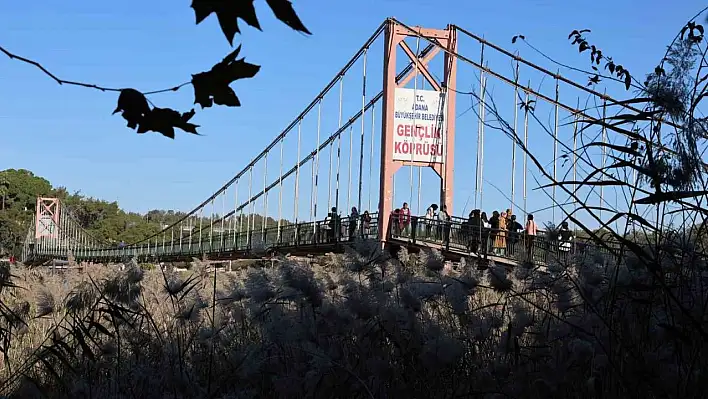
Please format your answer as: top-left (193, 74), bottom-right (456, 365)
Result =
top-left (464, 209), bottom-right (575, 258)
top-left (390, 202), bottom-right (453, 241)
top-left (389, 202), bottom-right (576, 260)
top-left (463, 208), bottom-right (533, 256)
top-left (323, 206), bottom-right (373, 242)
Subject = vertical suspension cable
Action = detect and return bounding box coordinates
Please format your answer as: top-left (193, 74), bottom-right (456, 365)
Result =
top-left (232, 180), bottom-right (239, 247)
top-left (552, 73), bottom-right (560, 222)
top-left (221, 191), bottom-right (226, 249)
top-left (263, 153), bottom-right (269, 240)
top-left (474, 42), bottom-right (486, 209)
top-left (179, 220), bottom-right (183, 251)
top-left (327, 134), bottom-right (334, 211)
top-left (247, 166), bottom-right (253, 247)
top-left (277, 137), bottom-right (284, 241)
top-left (368, 102), bottom-right (375, 213)
top-left (198, 207), bottom-right (203, 251)
top-left (310, 157), bottom-right (315, 222)
top-left (523, 83), bottom-right (530, 218)
top-left (600, 95), bottom-right (607, 222)
top-left (313, 99), bottom-right (322, 224)
top-left (511, 56), bottom-right (519, 212)
top-left (572, 100), bottom-right (579, 231)
top-left (295, 120), bottom-right (302, 224)
top-left (347, 125), bottom-right (354, 213)
top-left (335, 77), bottom-right (343, 213)
top-left (479, 67), bottom-right (487, 210)
top-left (410, 33), bottom-right (421, 211)
top-left (416, 78), bottom-right (424, 215)
top-left (357, 48), bottom-right (368, 212)
top-left (209, 199), bottom-right (215, 250)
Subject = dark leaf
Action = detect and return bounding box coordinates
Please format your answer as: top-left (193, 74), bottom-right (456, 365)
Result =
top-left (137, 108), bottom-right (200, 139)
top-left (512, 35), bottom-right (518, 44)
top-left (697, 24), bottom-right (705, 35)
top-left (113, 89), bottom-right (151, 130)
top-left (265, 0), bottom-right (311, 34)
top-left (192, 46), bottom-right (261, 109)
top-left (654, 66), bottom-right (665, 76)
top-left (634, 190), bottom-right (708, 205)
top-left (568, 30), bottom-right (579, 39)
top-left (624, 72), bottom-right (631, 90)
top-left (579, 42), bottom-right (590, 53)
top-left (519, 35), bottom-right (525, 40)
top-left (191, 0), bottom-right (261, 45)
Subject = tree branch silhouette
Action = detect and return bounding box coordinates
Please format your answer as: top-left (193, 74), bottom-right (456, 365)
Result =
top-left (1, 0), bottom-right (310, 139)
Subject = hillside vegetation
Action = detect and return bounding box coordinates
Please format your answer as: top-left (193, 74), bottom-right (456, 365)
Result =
top-left (0, 169), bottom-right (282, 256)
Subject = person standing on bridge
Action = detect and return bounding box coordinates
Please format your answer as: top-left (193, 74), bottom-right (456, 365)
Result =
top-left (424, 204), bottom-right (438, 239)
top-left (361, 211), bottom-right (371, 238)
top-left (558, 221), bottom-right (573, 256)
top-left (328, 207), bottom-right (340, 242)
top-left (525, 214), bottom-right (538, 260)
top-left (348, 207), bottom-right (359, 241)
top-left (438, 205), bottom-right (451, 245)
top-left (400, 202), bottom-right (411, 235)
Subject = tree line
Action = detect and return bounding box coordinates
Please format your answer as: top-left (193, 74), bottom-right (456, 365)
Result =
top-left (0, 168), bottom-right (285, 256)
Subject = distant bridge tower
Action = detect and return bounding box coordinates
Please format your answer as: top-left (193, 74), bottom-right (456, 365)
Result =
top-left (378, 20), bottom-right (458, 241)
top-left (35, 197), bottom-right (60, 241)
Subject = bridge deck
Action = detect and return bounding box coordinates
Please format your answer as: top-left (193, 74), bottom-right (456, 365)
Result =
top-left (25, 213), bottom-right (616, 267)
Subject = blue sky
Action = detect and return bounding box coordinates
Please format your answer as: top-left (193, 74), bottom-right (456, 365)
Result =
top-left (1, 0), bottom-right (705, 226)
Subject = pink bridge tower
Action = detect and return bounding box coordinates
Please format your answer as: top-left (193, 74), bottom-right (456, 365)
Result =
top-left (378, 20), bottom-right (458, 242)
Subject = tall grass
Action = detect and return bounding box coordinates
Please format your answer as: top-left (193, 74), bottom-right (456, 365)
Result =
top-left (0, 235), bottom-right (706, 398)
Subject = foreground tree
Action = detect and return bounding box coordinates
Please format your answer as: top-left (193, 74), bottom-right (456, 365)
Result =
top-left (1, 1), bottom-right (309, 139)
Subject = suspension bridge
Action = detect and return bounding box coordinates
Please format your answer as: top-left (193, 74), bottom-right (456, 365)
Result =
top-left (22, 19), bottom-right (647, 267)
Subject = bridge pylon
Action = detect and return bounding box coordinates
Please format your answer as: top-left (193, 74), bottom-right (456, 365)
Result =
top-left (378, 19), bottom-right (458, 242)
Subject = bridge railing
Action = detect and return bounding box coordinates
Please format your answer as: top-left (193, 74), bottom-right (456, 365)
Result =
top-left (388, 214), bottom-right (622, 265)
top-left (25, 213), bottom-right (381, 262)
